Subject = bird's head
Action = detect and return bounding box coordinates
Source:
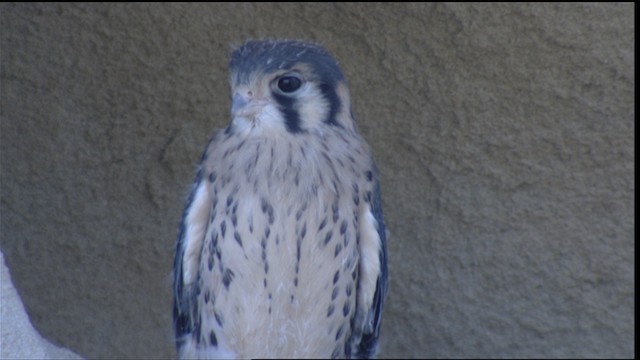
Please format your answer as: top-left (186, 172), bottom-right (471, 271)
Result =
top-left (228, 40), bottom-right (355, 135)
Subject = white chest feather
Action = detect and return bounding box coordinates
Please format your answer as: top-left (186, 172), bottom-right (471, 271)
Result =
top-left (179, 128), bottom-right (379, 359)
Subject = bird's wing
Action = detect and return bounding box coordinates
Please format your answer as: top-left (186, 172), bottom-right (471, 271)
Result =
top-left (350, 168), bottom-right (388, 358)
top-left (173, 165), bottom-right (212, 350)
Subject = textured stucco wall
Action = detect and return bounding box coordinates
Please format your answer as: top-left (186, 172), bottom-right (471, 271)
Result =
top-left (1, 250), bottom-right (82, 359)
top-left (0, 3), bottom-right (634, 359)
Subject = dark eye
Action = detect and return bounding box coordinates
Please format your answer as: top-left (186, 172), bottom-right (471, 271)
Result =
top-left (277, 76), bottom-right (302, 93)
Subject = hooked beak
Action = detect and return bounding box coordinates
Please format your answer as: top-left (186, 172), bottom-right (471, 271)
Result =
top-left (231, 92), bottom-right (268, 119)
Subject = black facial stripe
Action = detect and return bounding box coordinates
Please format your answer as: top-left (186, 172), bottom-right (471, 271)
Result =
top-left (319, 82), bottom-right (343, 128)
top-left (273, 92), bottom-right (303, 134)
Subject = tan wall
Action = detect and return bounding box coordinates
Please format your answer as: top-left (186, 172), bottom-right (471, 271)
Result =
top-left (0, 3), bottom-right (633, 358)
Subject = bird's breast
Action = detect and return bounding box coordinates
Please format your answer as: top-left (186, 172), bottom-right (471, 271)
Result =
top-left (196, 129), bottom-right (373, 357)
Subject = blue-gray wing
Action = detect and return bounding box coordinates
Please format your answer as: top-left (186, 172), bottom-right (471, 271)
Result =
top-left (349, 167), bottom-right (388, 359)
top-left (173, 165), bottom-right (212, 353)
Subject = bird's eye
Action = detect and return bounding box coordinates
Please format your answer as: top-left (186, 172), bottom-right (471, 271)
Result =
top-left (276, 76), bottom-right (302, 93)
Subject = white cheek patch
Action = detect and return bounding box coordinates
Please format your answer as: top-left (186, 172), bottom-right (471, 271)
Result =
top-left (297, 85), bottom-right (328, 128)
top-left (233, 102), bottom-right (289, 135)
top-left (182, 182), bottom-right (212, 285)
top-left (256, 104), bottom-right (287, 129)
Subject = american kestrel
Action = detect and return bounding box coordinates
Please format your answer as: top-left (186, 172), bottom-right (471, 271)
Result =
top-left (172, 40), bottom-right (388, 359)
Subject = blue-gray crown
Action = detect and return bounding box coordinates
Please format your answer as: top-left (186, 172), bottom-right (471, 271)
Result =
top-left (230, 40), bottom-right (344, 86)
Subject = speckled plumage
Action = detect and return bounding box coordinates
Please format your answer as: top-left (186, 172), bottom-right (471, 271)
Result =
top-left (173, 40), bottom-right (388, 359)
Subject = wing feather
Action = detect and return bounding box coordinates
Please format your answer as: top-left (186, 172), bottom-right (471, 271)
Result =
top-left (351, 169), bottom-right (388, 358)
top-left (173, 168), bottom-right (212, 350)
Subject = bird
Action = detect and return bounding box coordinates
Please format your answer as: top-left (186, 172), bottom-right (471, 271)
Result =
top-left (172, 40), bottom-right (388, 359)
